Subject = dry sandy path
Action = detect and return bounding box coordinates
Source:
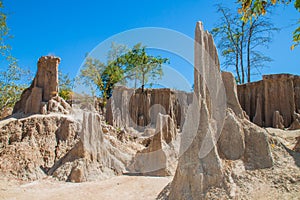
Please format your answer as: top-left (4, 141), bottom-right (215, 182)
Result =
top-left (0, 176), bottom-right (172, 200)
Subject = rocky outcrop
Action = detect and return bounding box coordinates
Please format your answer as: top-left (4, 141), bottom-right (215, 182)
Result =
top-left (0, 112), bottom-right (135, 182)
top-left (128, 113), bottom-right (179, 176)
top-left (105, 87), bottom-right (192, 131)
top-left (238, 74), bottom-right (300, 129)
top-left (166, 22), bottom-right (273, 200)
top-left (221, 72), bottom-right (245, 119)
top-left (13, 56), bottom-right (70, 115)
top-left (0, 115), bottom-right (79, 180)
top-left (218, 109), bottom-right (245, 160)
top-left (51, 112), bottom-right (129, 182)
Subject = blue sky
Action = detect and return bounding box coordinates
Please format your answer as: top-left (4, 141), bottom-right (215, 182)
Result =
top-left (3, 0), bottom-right (300, 89)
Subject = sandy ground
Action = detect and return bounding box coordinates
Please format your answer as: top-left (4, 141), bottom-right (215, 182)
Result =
top-left (0, 175), bottom-right (172, 200)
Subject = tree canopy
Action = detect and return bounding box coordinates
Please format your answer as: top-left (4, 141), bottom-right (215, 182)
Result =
top-left (212, 4), bottom-right (277, 83)
top-left (80, 43), bottom-right (127, 100)
top-left (80, 42), bottom-right (169, 102)
top-left (0, 1), bottom-right (32, 115)
top-left (58, 71), bottom-right (74, 101)
top-left (0, 65), bottom-right (30, 112)
top-left (119, 43), bottom-right (168, 90)
top-left (237, 0), bottom-right (300, 49)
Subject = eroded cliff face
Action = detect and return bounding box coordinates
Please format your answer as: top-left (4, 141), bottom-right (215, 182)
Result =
top-left (105, 87), bottom-right (192, 131)
top-left (0, 115), bottom-right (79, 180)
top-left (237, 74), bottom-right (300, 129)
top-left (0, 112), bottom-right (138, 182)
top-left (13, 56), bottom-right (70, 115)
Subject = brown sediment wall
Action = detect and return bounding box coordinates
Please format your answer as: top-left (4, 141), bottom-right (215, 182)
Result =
top-left (237, 74), bottom-right (300, 128)
top-left (105, 86), bottom-right (193, 130)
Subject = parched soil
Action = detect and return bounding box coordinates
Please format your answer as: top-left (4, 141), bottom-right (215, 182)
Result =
top-left (0, 175), bottom-right (172, 200)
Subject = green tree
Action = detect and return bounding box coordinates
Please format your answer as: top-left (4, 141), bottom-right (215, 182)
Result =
top-left (0, 1), bottom-right (31, 116)
top-left (58, 71), bottom-right (74, 101)
top-left (119, 43), bottom-right (169, 91)
top-left (0, 65), bottom-right (31, 114)
top-left (80, 42), bottom-right (169, 102)
top-left (80, 57), bottom-right (124, 100)
top-left (237, 0), bottom-right (300, 49)
top-left (0, 1), bottom-right (12, 62)
top-left (212, 4), bottom-right (277, 83)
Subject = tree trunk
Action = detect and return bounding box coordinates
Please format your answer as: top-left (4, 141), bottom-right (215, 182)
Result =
top-left (240, 22), bottom-right (245, 84)
top-left (247, 23), bottom-right (254, 83)
top-left (142, 71), bottom-right (145, 92)
top-left (247, 34), bottom-right (251, 83)
top-left (221, 7), bottom-right (242, 84)
top-left (134, 71), bottom-right (137, 89)
top-left (235, 50), bottom-right (241, 83)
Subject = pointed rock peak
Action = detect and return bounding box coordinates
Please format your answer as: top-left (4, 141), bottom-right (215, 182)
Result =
top-left (196, 21), bottom-right (204, 31)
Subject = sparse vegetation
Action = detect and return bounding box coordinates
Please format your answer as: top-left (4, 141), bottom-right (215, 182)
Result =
top-left (0, 65), bottom-right (31, 114)
top-left (0, 1), bottom-right (32, 116)
top-left (58, 71), bottom-right (74, 101)
top-left (212, 4), bottom-right (278, 83)
top-left (237, 0), bottom-right (300, 49)
top-left (80, 42), bottom-right (169, 103)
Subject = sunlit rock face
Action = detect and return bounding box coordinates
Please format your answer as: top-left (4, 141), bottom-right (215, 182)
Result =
top-left (238, 74), bottom-right (300, 129)
top-left (167, 21), bottom-right (273, 200)
top-left (128, 113), bottom-right (179, 176)
top-left (13, 56), bottom-right (70, 115)
top-left (105, 87), bottom-right (192, 131)
top-left (0, 111), bottom-right (134, 182)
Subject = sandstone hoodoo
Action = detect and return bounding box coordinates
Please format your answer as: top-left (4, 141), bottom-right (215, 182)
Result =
top-left (166, 21), bottom-right (274, 199)
top-left (13, 56), bottom-right (71, 115)
top-left (238, 74), bottom-right (300, 129)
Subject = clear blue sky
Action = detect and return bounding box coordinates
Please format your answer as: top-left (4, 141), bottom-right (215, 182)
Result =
top-left (3, 0), bottom-right (300, 87)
